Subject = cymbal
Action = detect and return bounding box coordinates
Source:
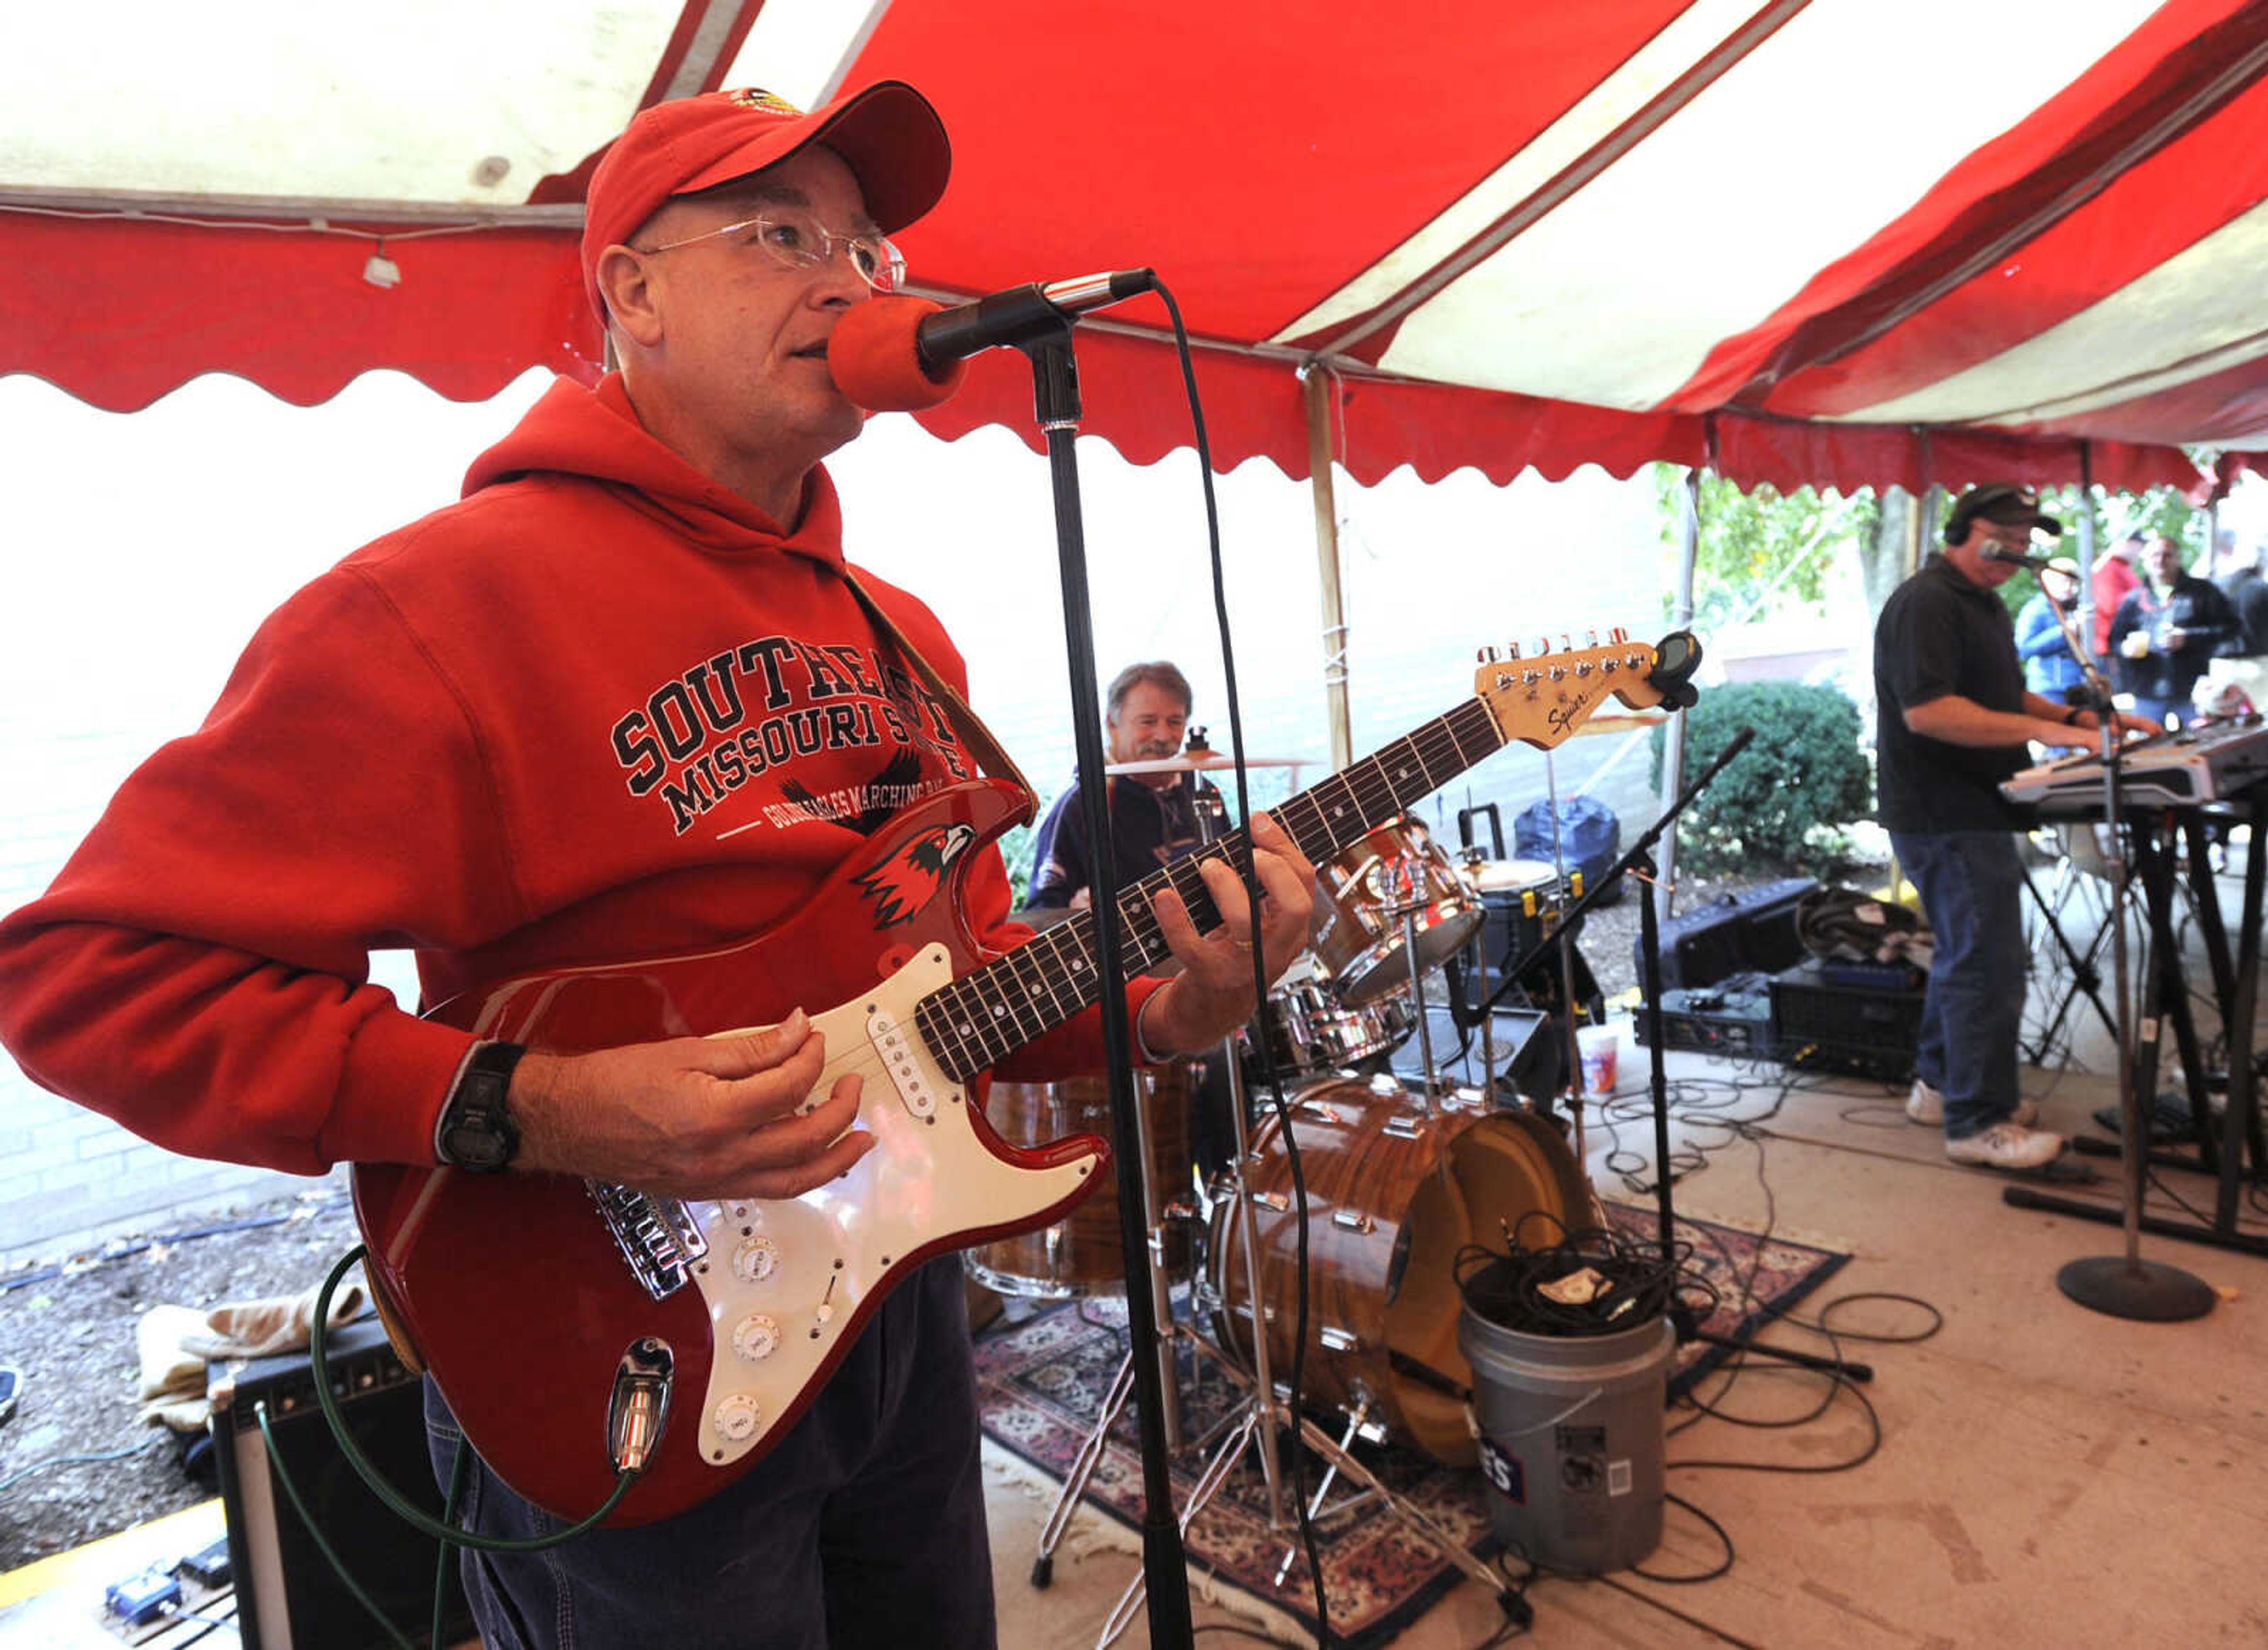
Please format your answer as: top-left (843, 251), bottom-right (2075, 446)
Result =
top-left (1103, 751), bottom-right (1314, 775)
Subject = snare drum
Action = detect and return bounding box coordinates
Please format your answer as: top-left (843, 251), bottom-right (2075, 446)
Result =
top-left (1252, 956), bottom-right (1416, 1078)
top-left (1312, 817), bottom-right (1485, 1006)
top-left (1206, 1078), bottom-right (1589, 1465)
top-left (967, 1065), bottom-right (1195, 1299)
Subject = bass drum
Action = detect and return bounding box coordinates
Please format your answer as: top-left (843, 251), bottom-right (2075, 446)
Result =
top-left (1207, 1079), bottom-right (1589, 1466)
top-left (967, 1064), bottom-right (1194, 1300)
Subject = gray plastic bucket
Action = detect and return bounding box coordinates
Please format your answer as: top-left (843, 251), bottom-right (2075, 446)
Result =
top-left (1457, 1305), bottom-right (1674, 1573)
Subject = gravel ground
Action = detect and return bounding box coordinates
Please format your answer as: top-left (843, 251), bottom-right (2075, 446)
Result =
top-left (0, 1180), bottom-right (362, 1573)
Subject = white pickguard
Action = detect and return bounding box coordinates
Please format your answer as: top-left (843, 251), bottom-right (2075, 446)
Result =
top-left (684, 944), bottom-right (1102, 1469)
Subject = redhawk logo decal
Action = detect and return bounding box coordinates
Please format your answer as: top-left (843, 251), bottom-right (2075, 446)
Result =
top-left (852, 823), bottom-right (976, 928)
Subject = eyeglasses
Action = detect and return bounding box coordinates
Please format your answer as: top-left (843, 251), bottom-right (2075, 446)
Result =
top-left (635, 210), bottom-right (907, 293)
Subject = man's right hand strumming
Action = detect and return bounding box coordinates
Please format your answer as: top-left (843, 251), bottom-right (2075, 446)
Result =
top-left (507, 1007), bottom-right (875, 1201)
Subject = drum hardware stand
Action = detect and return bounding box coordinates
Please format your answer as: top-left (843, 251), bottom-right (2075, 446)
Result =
top-left (1997, 644), bottom-right (2221, 1315)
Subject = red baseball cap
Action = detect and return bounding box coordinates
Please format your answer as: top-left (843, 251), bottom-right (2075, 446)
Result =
top-left (581, 82), bottom-right (951, 323)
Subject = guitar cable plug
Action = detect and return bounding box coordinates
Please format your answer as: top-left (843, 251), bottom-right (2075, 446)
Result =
top-left (608, 1339), bottom-right (677, 1476)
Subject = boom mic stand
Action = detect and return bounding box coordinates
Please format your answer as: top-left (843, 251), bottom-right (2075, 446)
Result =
top-left (1020, 317), bottom-right (1200, 1644)
top-left (1486, 725), bottom-right (1875, 1383)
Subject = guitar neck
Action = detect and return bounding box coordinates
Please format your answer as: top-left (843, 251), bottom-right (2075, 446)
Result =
top-left (914, 696), bottom-right (1504, 1082)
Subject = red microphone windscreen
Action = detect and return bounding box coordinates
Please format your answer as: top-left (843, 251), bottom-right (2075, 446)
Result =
top-left (827, 297), bottom-right (967, 412)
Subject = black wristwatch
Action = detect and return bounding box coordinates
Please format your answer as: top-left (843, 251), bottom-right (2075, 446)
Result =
top-left (437, 1041), bottom-right (524, 1173)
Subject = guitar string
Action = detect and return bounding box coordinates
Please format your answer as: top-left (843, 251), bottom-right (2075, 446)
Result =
top-left (684, 667), bottom-right (1637, 1176)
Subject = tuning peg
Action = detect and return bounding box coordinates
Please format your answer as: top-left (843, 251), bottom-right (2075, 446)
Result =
top-left (1531, 636), bottom-right (1552, 656)
top-left (1506, 641), bottom-right (1522, 661)
top-left (1585, 628), bottom-right (1600, 649)
top-left (1609, 625), bottom-right (1629, 645)
top-left (1475, 645), bottom-right (1500, 663)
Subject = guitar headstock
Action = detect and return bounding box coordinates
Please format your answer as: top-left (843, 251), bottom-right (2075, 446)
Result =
top-left (1471, 629), bottom-right (1703, 751)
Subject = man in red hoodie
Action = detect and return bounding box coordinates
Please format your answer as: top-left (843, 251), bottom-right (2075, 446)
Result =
top-left (0, 84), bottom-right (1311, 1648)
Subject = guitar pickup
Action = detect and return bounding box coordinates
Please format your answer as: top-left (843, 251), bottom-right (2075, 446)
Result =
top-left (866, 1007), bottom-right (938, 1119)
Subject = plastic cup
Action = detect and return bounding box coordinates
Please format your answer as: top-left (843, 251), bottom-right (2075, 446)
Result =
top-left (1576, 1024), bottom-right (1618, 1094)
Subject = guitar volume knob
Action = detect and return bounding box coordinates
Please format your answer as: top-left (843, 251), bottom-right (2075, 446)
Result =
top-left (731, 1235), bottom-right (780, 1283)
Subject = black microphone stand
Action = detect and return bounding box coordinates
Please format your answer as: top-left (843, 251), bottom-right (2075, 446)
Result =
top-left (1487, 725), bottom-right (1873, 1382)
top-left (1018, 319), bottom-right (1197, 1646)
top-left (1998, 588), bottom-right (2215, 1320)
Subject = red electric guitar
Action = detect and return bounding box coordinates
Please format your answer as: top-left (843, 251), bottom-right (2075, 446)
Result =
top-left (351, 631), bottom-right (1698, 1524)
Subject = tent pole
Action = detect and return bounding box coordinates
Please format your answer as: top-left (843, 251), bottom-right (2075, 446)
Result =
top-left (1302, 367), bottom-right (1354, 771)
top-left (1657, 467), bottom-right (1702, 915)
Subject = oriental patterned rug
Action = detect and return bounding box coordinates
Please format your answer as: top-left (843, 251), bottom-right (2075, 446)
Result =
top-left (972, 1206), bottom-right (1846, 1646)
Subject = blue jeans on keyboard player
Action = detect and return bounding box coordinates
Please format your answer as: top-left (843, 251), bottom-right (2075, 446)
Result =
top-left (422, 1256), bottom-right (996, 1650)
top-left (1890, 829), bottom-right (2028, 1139)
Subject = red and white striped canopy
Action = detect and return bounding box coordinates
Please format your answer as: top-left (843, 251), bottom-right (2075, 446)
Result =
top-left (8, 1), bottom-right (2266, 493)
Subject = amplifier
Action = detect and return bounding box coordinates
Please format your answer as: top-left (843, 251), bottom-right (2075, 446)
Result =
top-left (1642, 878), bottom-right (1817, 994)
top-left (1771, 959), bottom-right (1925, 1081)
top-left (1390, 1002), bottom-right (1557, 1100)
top-left (1632, 973), bottom-right (1777, 1059)
top-left (208, 1316), bottom-right (474, 1650)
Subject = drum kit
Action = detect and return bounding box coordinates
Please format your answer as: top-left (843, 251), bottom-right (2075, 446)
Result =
top-left (974, 752), bottom-right (1603, 1625)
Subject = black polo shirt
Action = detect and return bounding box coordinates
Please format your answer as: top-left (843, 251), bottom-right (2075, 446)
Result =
top-left (1874, 553), bottom-right (2032, 833)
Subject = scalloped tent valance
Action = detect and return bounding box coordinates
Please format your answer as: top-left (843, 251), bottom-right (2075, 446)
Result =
top-left (7, 0), bottom-right (2265, 494)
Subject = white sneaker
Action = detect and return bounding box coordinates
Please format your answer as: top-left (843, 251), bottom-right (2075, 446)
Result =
top-left (1946, 1122), bottom-right (2065, 1170)
top-left (1907, 1081), bottom-right (2036, 1128)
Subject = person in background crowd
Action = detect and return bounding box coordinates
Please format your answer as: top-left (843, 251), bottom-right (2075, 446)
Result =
top-left (2211, 529), bottom-right (2268, 659)
top-left (1875, 484), bottom-right (2155, 1173)
top-left (2014, 556), bottom-right (2088, 702)
top-left (2090, 530), bottom-right (2147, 666)
top-left (2109, 533), bottom-right (2240, 727)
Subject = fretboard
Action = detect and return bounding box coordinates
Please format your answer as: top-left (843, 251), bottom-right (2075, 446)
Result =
top-left (913, 696), bottom-right (1505, 1082)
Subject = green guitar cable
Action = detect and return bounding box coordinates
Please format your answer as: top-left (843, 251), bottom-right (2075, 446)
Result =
top-left (288, 1245), bottom-right (641, 1552)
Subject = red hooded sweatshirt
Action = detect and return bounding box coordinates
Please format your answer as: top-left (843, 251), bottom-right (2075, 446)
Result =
top-left (0, 375), bottom-right (1136, 1173)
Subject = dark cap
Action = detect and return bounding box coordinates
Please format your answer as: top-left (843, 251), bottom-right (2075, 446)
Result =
top-left (581, 82), bottom-right (950, 323)
top-left (1945, 482), bottom-right (2062, 547)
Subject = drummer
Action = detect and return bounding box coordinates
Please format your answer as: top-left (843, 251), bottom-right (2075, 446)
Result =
top-left (1022, 661), bottom-right (1218, 913)
top-left (1022, 661), bottom-right (1242, 1179)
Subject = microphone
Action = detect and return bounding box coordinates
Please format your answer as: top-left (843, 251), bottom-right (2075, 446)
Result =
top-left (1981, 545), bottom-right (2055, 572)
top-left (829, 269), bottom-right (1156, 412)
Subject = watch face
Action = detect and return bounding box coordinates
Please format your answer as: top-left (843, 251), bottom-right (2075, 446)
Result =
top-left (443, 1111), bottom-right (511, 1172)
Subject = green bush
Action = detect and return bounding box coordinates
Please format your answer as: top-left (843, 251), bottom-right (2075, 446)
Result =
top-left (1651, 682), bottom-right (1873, 875)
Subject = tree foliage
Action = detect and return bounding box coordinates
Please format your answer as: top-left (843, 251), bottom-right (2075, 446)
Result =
top-left (1653, 468), bottom-right (1879, 632)
top-left (1651, 682), bottom-right (1873, 876)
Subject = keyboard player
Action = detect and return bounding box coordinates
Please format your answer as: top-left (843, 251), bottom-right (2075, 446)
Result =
top-left (1874, 484), bottom-right (2158, 1172)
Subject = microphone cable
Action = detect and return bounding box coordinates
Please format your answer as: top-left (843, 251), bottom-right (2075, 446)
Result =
top-left (1147, 276), bottom-right (1333, 1645)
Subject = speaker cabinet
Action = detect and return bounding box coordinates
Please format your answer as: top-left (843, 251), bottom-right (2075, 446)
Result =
top-left (208, 1316), bottom-right (474, 1650)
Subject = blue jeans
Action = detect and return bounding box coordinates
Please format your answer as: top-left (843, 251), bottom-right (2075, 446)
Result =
top-left (423, 1257), bottom-right (995, 1649)
top-left (1891, 830), bottom-right (2027, 1139)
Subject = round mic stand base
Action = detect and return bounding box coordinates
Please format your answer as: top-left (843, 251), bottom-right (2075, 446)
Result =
top-left (2054, 1255), bottom-right (2217, 1322)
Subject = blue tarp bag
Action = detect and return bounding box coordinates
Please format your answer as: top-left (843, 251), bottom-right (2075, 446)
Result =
top-left (1513, 796), bottom-right (1624, 905)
